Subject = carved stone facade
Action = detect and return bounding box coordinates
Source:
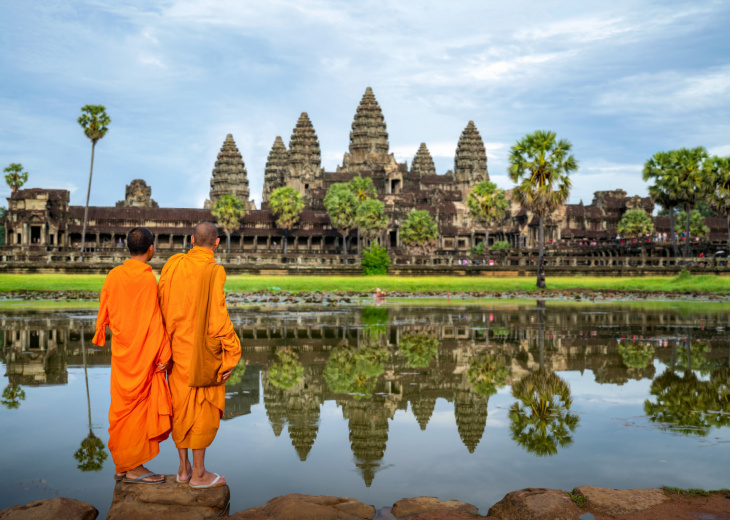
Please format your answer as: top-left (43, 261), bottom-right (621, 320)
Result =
top-left (262, 136), bottom-right (288, 204)
top-left (204, 134), bottom-right (254, 210)
top-left (411, 143), bottom-right (437, 178)
top-left (115, 179), bottom-right (158, 208)
top-left (286, 113), bottom-right (324, 194)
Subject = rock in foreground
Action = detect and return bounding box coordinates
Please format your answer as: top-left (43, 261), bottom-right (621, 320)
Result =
top-left (0, 497), bottom-right (98, 520)
top-left (107, 475), bottom-right (230, 520)
top-left (487, 488), bottom-right (581, 520)
top-left (391, 496), bottom-right (479, 518)
top-left (573, 486), bottom-right (668, 516)
top-left (228, 494), bottom-right (375, 520)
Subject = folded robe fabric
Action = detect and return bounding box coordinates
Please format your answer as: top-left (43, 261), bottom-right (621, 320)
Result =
top-left (158, 246), bottom-right (241, 449)
top-left (189, 262), bottom-right (224, 388)
top-left (92, 258), bottom-right (173, 474)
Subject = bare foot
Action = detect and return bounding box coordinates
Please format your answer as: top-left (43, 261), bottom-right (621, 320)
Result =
top-left (125, 465), bottom-right (164, 483)
top-left (177, 460), bottom-right (192, 482)
top-left (189, 471), bottom-right (226, 488)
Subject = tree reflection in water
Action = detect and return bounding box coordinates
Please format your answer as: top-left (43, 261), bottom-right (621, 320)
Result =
top-left (399, 332), bottom-right (439, 368)
top-left (618, 342), bottom-right (654, 370)
top-left (509, 370), bottom-right (580, 457)
top-left (324, 344), bottom-right (388, 399)
top-left (467, 353), bottom-right (509, 398)
top-left (1, 383), bottom-right (26, 409)
top-left (267, 348), bottom-right (304, 390)
top-left (644, 341), bottom-right (730, 436)
top-left (74, 327), bottom-right (107, 472)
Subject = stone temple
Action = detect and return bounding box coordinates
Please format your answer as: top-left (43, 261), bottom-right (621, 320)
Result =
top-left (4, 86), bottom-right (726, 255)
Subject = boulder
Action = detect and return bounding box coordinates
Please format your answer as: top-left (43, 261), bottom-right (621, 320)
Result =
top-left (572, 486), bottom-right (667, 516)
top-left (106, 475), bottom-right (229, 520)
top-left (488, 488), bottom-right (581, 520)
top-left (391, 497), bottom-right (478, 518)
top-left (0, 497), bottom-right (98, 520)
top-left (229, 494), bottom-right (375, 520)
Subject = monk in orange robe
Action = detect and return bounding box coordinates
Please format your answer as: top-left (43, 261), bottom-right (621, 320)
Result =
top-left (92, 227), bottom-right (172, 484)
top-left (158, 222), bottom-right (241, 488)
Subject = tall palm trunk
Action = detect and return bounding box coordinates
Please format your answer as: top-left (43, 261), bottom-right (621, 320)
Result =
top-left (684, 206), bottom-right (691, 257)
top-left (669, 209), bottom-right (679, 257)
top-left (485, 230), bottom-right (489, 253)
top-left (537, 215), bottom-right (546, 288)
top-left (537, 299), bottom-right (545, 371)
top-left (80, 141), bottom-right (96, 259)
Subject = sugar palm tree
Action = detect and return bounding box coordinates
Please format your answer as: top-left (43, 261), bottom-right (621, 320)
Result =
top-left (508, 130), bottom-right (577, 288)
top-left (268, 186), bottom-right (305, 254)
top-left (705, 155), bottom-right (730, 248)
top-left (467, 353), bottom-right (509, 398)
top-left (644, 148), bottom-right (709, 257)
top-left (467, 181), bottom-right (509, 250)
top-left (212, 194), bottom-right (247, 253)
top-left (324, 183), bottom-right (358, 255)
top-left (648, 181), bottom-right (681, 257)
top-left (355, 198), bottom-right (389, 247)
top-left (400, 209), bottom-right (439, 254)
top-left (78, 105), bottom-right (111, 259)
top-left (349, 176), bottom-right (377, 253)
top-left (3, 163), bottom-right (29, 195)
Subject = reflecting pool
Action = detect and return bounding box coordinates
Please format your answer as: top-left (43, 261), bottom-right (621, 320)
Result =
top-left (1, 302), bottom-right (729, 516)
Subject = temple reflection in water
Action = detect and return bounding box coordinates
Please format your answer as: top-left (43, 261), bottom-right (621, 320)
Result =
top-left (2, 305), bottom-right (729, 485)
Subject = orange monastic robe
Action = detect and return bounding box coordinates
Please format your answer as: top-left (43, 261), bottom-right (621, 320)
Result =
top-left (92, 259), bottom-right (173, 474)
top-left (158, 246), bottom-right (241, 449)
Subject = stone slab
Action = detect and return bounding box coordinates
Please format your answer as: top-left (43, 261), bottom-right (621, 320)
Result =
top-left (488, 488), bottom-right (582, 520)
top-left (229, 494), bottom-right (375, 520)
top-left (391, 497), bottom-right (478, 518)
top-left (573, 486), bottom-right (668, 516)
top-left (0, 497), bottom-right (98, 520)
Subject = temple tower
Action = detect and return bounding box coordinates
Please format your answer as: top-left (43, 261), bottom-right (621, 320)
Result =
top-left (115, 179), bottom-right (158, 208)
top-left (411, 143), bottom-right (436, 178)
top-left (262, 136), bottom-right (288, 203)
top-left (453, 387), bottom-right (488, 454)
top-left (286, 112), bottom-right (324, 194)
top-left (205, 134), bottom-right (252, 209)
top-left (338, 87), bottom-right (400, 177)
top-left (453, 121), bottom-right (488, 194)
top-left (411, 396), bottom-right (436, 430)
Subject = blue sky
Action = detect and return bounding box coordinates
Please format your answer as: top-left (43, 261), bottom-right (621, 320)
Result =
top-left (1, 0), bottom-right (729, 210)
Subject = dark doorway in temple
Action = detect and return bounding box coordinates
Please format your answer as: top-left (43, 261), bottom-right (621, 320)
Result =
top-left (30, 226), bottom-right (41, 244)
top-left (390, 179), bottom-right (401, 194)
top-left (389, 230), bottom-right (397, 247)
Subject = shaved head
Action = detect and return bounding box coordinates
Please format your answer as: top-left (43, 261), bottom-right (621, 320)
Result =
top-left (127, 227), bottom-right (154, 256)
top-left (193, 222), bottom-right (219, 249)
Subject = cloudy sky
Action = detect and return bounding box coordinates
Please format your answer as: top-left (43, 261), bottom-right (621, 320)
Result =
top-left (1, 0), bottom-right (729, 210)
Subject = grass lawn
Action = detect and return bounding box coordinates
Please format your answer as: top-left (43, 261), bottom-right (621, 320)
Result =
top-left (2, 273), bottom-right (730, 293)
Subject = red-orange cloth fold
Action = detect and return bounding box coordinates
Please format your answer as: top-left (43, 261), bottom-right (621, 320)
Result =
top-left (158, 247), bottom-right (241, 449)
top-left (93, 258), bottom-right (172, 473)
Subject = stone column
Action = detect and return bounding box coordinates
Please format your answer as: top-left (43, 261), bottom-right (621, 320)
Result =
top-left (183, 235), bottom-right (188, 251)
top-left (168, 235), bottom-right (173, 248)
top-left (95, 233), bottom-right (100, 249)
top-left (41, 224), bottom-right (47, 245)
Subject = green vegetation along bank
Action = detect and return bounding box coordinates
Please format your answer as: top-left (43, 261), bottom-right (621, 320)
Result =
top-left (2, 272), bottom-right (730, 294)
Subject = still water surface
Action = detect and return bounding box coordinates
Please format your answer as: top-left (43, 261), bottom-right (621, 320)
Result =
top-left (1, 303), bottom-right (729, 516)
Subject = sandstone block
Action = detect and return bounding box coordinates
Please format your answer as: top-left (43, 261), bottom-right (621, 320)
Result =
top-left (229, 494), bottom-right (375, 520)
top-left (488, 488), bottom-right (581, 520)
top-left (0, 497), bottom-right (98, 520)
top-left (106, 475), bottom-right (229, 520)
top-left (391, 497), bottom-right (478, 518)
top-left (573, 486), bottom-right (667, 516)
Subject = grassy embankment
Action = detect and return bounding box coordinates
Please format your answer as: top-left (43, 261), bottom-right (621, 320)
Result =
top-left (2, 273), bottom-right (730, 293)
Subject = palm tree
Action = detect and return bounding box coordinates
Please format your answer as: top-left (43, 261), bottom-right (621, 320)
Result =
top-left (648, 182), bottom-right (681, 257)
top-left (400, 210), bottom-right (439, 254)
top-left (348, 176), bottom-right (378, 253)
top-left (705, 155), bottom-right (730, 248)
top-left (78, 105), bottom-right (111, 259)
top-left (3, 163), bottom-right (29, 194)
top-left (467, 353), bottom-right (509, 397)
top-left (355, 198), bottom-right (389, 247)
top-left (211, 194), bottom-right (247, 253)
top-left (617, 209), bottom-right (654, 238)
top-left (467, 181), bottom-right (509, 250)
top-left (324, 183), bottom-right (358, 255)
top-left (74, 326), bottom-right (108, 471)
top-left (674, 210), bottom-right (709, 241)
top-left (509, 370), bottom-right (579, 456)
top-left (644, 148), bottom-right (709, 257)
top-left (268, 186), bottom-right (305, 254)
top-left (508, 130), bottom-right (577, 289)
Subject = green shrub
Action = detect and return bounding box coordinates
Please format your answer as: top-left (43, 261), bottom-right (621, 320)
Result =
top-left (361, 244), bottom-right (390, 276)
top-left (490, 240), bottom-right (510, 251)
top-left (470, 242), bottom-right (485, 255)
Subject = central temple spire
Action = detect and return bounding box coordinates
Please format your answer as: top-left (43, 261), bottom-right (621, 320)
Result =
top-left (204, 134), bottom-right (251, 209)
top-left (339, 87), bottom-right (398, 174)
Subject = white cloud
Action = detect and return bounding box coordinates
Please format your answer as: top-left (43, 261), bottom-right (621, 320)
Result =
top-left (709, 145), bottom-right (730, 156)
